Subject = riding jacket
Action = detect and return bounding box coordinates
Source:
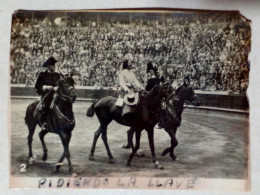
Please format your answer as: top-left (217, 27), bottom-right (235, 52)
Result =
top-left (118, 69), bottom-right (142, 92)
top-left (35, 70), bottom-right (61, 96)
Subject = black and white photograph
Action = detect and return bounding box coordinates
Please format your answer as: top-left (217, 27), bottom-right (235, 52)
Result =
top-left (9, 9), bottom-right (250, 190)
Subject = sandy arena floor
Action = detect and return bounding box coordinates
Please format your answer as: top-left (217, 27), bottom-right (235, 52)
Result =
top-left (10, 99), bottom-right (249, 179)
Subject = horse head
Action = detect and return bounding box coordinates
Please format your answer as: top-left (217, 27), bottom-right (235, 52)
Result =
top-left (57, 76), bottom-right (77, 103)
top-left (159, 85), bottom-right (200, 129)
top-left (175, 86), bottom-right (199, 105)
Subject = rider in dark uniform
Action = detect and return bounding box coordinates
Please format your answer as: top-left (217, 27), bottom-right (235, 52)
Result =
top-left (145, 62), bottom-right (165, 129)
top-left (35, 56), bottom-right (62, 131)
top-left (145, 62), bottom-right (164, 91)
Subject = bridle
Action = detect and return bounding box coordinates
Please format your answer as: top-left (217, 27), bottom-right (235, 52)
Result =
top-left (58, 85), bottom-right (75, 102)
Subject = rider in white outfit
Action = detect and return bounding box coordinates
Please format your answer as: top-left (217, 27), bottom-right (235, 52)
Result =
top-left (118, 60), bottom-right (143, 94)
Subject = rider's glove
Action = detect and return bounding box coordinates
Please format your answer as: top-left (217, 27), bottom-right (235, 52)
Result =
top-left (43, 85), bottom-right (54, 91)
top-left (53, 86), bottom-right (58, 92)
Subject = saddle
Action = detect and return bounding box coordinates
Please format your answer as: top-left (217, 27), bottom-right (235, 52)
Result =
top-left (33, 96), bottom-right (57, 132)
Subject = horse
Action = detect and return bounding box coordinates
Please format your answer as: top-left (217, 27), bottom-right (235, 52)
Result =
top-left (25, 76), bottom-right (77, 172)
top-left (123, 84), bottom-right (200, 161)
top-left (160, 85), bottom-right (200, 160)
top-left (86, 84), bottom-right (170, 169)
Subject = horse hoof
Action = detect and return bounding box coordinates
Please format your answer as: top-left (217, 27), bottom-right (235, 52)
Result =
top-left (69, 167), bottom-right (73, 173)
top-left (54, 162), bottom-right (64, 172)
top-left (170, 154), bottom-right (178, 161)
top-left (28, 157), bottom-right (35, 165)
top-left (55, 162), bottom-right (64, 166)
top-left (89, 156), bottom-right (95, 161)
top-left (122, 144), bottom-right (131, 149)
top-left (155, 164), bottom-right (164, 169)
top-left (42, 154), bottom-right (47, 161)
top-left (136, 151), bottom-right (145, 157)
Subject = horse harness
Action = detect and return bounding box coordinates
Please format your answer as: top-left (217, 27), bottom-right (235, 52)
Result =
top-left (50, 86), bottom-right (75, 125)
top-left (162, 91), bottom-right (182, 123)
top-left (54, 104), bottom-right (75, 125)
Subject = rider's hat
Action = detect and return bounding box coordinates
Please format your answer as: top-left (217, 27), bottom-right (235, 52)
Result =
top-left (43, 57), bottom-right (57, 67)
top-left (123, 93), bottom-right (139, 106)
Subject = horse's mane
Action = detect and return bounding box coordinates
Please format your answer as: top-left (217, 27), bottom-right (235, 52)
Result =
top-left (58, 76), bottom-right (75, 86)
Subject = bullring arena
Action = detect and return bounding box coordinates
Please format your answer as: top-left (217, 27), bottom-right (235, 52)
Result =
top-left (10, 88), bottom-right (249, 179)
top-left (10, 10), bottom-right (250, 180)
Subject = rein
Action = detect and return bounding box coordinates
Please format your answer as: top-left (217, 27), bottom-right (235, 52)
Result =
top-left (166, 91), bottom-right (179, 102)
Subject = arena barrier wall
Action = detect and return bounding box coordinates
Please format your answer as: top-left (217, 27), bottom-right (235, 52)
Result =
top-left (10, 85), bottom-right (249, 111)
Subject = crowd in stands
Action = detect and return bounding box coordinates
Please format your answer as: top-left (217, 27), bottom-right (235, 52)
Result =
top-left (10, 11), bottom-right (250, 93)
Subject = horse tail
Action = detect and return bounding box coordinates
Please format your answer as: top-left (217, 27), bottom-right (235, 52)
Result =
top-left (86, 100), bottom-right (98, 117)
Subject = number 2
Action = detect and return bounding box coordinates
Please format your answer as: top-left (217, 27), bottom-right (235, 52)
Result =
top-left (19, 163), bottom-right (27, 172)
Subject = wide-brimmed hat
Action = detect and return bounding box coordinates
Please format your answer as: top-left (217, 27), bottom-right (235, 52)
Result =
top-left (123, 93), bottom-right (139, 105)
top-left (43, 57), bottom-right (57, 67)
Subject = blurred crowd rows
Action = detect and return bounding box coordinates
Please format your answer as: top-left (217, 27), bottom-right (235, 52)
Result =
top-left (10, 12), bottom-right (250, 93)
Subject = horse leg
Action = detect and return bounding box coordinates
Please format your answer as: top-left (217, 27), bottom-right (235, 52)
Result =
top-left (122, 128), bottom-right (134, 149)
top-left (27, 123), bottom-right (36, 158)
top-left (59, 132), bottom-right (73, 172)
top-left (147, 128), bottom-right (163, 169)
top-left (89, 125), bottom-right (103, 160)
top-left (27, 122), bottom-right (37, 164)
top-left (169, 130), bottom-right (178, 160)
top-left (39, 130), bottom-right (48, 161)
top-left (126, 129), bottom-right (141, 166)
top-left (162, 128), bottom-right (178, 160)
top-left (101, 127), bottom-right (114, 161)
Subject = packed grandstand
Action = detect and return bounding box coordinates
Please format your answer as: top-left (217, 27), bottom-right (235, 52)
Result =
top-left (10, 11), bottom-right (250, 93)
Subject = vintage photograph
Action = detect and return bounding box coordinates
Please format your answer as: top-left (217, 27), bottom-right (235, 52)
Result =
top-left (10, 9), bottom-right (250, 189)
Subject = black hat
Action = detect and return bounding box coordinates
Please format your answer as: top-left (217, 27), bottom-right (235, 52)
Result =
top-left (146, 62), bottom-right (157, 73)
top-left (122, 60), bottom-right (129, 70)
top-left (43, 57), bottom-right (57, 67)
top-left (183, 76), bottom-right (190, 86)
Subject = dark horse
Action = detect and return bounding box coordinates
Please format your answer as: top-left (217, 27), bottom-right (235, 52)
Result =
top-left (25, 76), bottom-right (77, 172)
top-left (159, 85), bottom-right (200, 160)
top-left (124, 84), bottom-right (200, 161)
top-left (86, 84), bottom-right (170, 169)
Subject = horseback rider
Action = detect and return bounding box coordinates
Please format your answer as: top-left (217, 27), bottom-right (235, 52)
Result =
top-left (118, 60), bottom-right (143, 121)
top-left (145, 62), bottom-right (165, 129)
top-left (145, 62), bottom-right (164, 91)
top-left (119, 60), bottom-right (143, 94)
top-left (35, 56), bottom-right (62, 131)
